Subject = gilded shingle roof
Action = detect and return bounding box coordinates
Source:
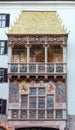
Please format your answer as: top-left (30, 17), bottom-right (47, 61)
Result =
top-left (8, 11), bottom-right (68, 35)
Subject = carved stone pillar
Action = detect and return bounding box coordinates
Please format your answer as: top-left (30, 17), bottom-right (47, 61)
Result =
top-left (27, 45), bottom-right (30, 63)
top-left (63, 45), bottom-right (67, 63)
top-left (45, 46), bottom-right (48, 63)
top-left (43, 44), bottom-right (49, 64)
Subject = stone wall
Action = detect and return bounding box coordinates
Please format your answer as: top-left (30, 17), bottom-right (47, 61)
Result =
top-left (0, 115), bottom-right (7, 122)
top-left (68, 115), bottom-right (75, 130)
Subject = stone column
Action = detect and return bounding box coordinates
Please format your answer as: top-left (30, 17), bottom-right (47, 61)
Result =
top-left (43, 44), bottom-right (48, 74)
top-left (26, 45), bottom-right (31, 73)
top-left (63, 45), bottom-right (67, 63)
top-left (27, 45), bottom-right (30, 63)
top-left (45, 45), bottom-right (48, 63)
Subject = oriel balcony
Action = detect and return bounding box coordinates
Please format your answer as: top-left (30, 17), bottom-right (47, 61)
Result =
top-left (8, 44), bottom-right (67, 76)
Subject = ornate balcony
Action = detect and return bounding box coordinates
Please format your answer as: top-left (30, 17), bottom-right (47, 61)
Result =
top-left (8, 62), bottom-right (66, 75)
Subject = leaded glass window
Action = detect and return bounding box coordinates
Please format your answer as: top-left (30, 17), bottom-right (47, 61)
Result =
top-left (19, 86), bottom-right (64, 120)
top-left (12, 110), bottom-right (18, 118)
top-left (30, 88), bottom-right (36, 95)
top-left (29, 97), bottom-right (36, 108)
top-left (56, 110), bottom-right (62, 118)
top-left (47, 96), bottom-right (54, 108)
top-left (20, 110), bottom-right (27, 119)
top-left (47, 110), bottom-right (54, 118)
top-left (38, 110), bottom-right (45, 118)
top-left (21, 95), bottom-right (28, 108)
top-left (29, 109), bottom-right (36, 119)
top-left (38, 87), bottom-right (45, 95)
top-left (38, 97), bottom-right (45, 108)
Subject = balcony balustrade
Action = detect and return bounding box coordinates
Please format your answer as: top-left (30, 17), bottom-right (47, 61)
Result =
top-left (9, 109), bottom-right (66, 120)
top-left (8, 62), bottom-right (66, 74)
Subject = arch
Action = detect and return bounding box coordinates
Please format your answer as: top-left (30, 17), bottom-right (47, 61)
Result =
top-left (15, 127), bottom-right (59, 130)
top-left (0, 122), bottom-right (10, 130)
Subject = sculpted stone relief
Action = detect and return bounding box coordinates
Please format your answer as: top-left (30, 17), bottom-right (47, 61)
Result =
top-left (9, 35), bottom-right (67, 45)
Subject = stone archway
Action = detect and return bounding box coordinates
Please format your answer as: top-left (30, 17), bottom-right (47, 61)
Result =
top-left (0, 122), bottom-right (10, 130)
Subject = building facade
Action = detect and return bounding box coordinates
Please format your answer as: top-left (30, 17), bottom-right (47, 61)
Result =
top-left (7, 11), bottom-right (68, 130)
top-left (0, 1), bottom-right (75, 130)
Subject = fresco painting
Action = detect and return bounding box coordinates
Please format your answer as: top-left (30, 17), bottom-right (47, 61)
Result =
top-left (9, 81), bottom-right (19, 102)
top-left (9, 80), bottom-right (65, 103)
top-left (55, 82), bottom-right (65, 103)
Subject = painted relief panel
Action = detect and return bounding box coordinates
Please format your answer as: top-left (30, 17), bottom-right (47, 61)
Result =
top-left (9, 81), bottom-right (19, 102)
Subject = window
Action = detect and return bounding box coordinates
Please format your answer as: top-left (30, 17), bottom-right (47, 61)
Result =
top-left (38, 97), bottom-right (45, 108)
top-left (14, 86), bottom-right (64, 120)
top-left (30, 88), bottom-right (36, 95)
top-left (12, 110), bottom-right (18, 118)
top-left (47, 95), bottom-right (54, 108)
top-left (0, 68), bottom-right (8, 82)
top-left (21, 95), bottom-right (28, 108)
top-left (0, 69), bottom-right (4, 82)
top-left (38, 87), bottom-right (45, 95)
top-left (0, 41), bottom-right (7, 55)
top-left (0, 14), bottom-right (10, 28)
top-left (56, 110), bottom-right (62, 118)
top-left (20, 110), bottom-right (27, 119)
top-left (0, 99), bottom-right (7, 114)
top-left (29, 97), bottom-right (36, 108)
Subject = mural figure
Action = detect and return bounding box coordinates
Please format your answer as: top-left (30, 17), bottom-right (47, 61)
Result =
top-left (56, 83), bottom-right (65, 103)
top-left (9, 82), bottom-right (19, 103)
top-left (47, 82), bottom-right (55, 93)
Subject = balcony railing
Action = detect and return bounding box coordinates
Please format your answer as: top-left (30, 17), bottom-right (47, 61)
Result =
top-left (9, 109), bottom-right (66, 120)
top-left (8, 63), bottom-right (66, 74)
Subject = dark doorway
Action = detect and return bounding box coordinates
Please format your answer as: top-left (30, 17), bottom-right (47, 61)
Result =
top-left (16, 128), bottom-right (59, 130)
top-left (0, 127), bottom-right (6, 130)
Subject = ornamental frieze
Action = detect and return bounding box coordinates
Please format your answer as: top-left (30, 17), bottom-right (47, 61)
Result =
top-left (8, 35), bottom-right (67, 45)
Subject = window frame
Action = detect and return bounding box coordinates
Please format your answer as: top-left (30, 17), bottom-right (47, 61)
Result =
top-left (0, 41), bottom-right (7, 55)
top-left (0, 68), bottom-right (8, 83)
top-left (0, 69), bottom-right (4, 82)
top-left (12, 85), bottom-right (64, 120)
top-left (0, 14), bottom-right (6, 28)
top-left (0, 14), bottom-right (10, 28)
top-left (0, 99), bottom-right (7, 115)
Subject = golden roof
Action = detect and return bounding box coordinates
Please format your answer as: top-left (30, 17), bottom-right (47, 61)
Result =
top-left (8, 11), bottom-right (68, 35)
